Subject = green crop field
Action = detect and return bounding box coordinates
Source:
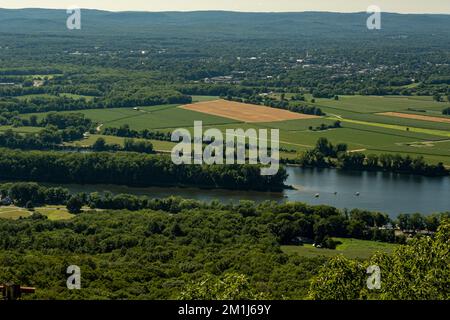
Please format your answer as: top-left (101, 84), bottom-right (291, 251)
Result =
top-left (25, 104), bottom-right (240, 130)
top-left (313, 95), bottom-right (448, 114)
top-left (19, 95), bottom-right (450, 165)
top-left (326, 111), bottom-right (450, 132)
top-left (266, 95), bottom-right (450, 164)
top-left (258, 118), bottom-right (337, 132)
top-left (281, 237), bottom-right (399, 260)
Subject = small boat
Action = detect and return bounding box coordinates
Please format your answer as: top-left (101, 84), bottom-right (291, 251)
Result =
top-left (355, 192), bottom-right (360, 196)
top-left (315, 193), bottom-right (320, 198)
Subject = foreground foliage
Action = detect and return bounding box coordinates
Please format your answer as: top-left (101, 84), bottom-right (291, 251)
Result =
top-left (0, 203), bottom-right (448, 300)
top-left (308, 219), bottom-right (450, 300)
top-left (0, 209), bottom-right (324, 299)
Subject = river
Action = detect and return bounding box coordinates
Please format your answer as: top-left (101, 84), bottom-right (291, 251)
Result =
top-left (49, 166), bottom-right (450, 217)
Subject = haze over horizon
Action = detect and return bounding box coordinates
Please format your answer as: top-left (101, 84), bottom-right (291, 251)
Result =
top-left (1, 0), bottom-right (450, 14)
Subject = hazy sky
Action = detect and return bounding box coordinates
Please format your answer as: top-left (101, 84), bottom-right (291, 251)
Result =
top-left (1, 0), bottom-right (449, 14)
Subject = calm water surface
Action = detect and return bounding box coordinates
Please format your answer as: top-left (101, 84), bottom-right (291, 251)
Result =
top-left (54, 166), bottom-right (450, 217)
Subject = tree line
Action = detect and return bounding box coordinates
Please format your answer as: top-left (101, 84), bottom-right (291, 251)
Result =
top-left (0, 90), bottom-right (191, 114)
top-left (102, 124), bottom-right (172, 142)
top-left (0, 149), bottom-right (287, 191)
top-left (92, 137), bottom-right (154, 154)
top-left (443, 107), bottom-right (450, 115)
top-left (293, 138), bottom-right (449, 177)
top-left (0, 130), bottom-right (156, 155)
top-left (0, 113), bottom-right (94, 150)
top-left (224, 95), bottom-right (325, 116)
top-left (309, 121), bottom-right (342, 131)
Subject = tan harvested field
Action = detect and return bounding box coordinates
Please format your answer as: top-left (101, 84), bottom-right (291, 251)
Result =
top-left (378, 112), bottom-right (450, 124)
top-left (180, 99), bottom-right (319, 123)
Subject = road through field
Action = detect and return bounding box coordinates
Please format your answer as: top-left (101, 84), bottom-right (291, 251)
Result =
top-left (327, 116), bottom-right (450, 138)
top-left (378, 112), bottom-right (450, 124)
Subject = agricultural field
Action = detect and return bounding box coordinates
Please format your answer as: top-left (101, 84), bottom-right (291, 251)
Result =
top-left (270, 94), bottom-right (450, 164)
top-left (281, 237), bottom-right (399, 260)
top-left (313, 95), bottom-right (447, 114)
top-left (312, 95), bottom-right (450, 129)
top-left (19, 95), bottom-right (450, 165)
top-left (378, 112), bottom-right (450, 124)
top-left (181, 99), bottom-right (318, 122)
top-left (24, 103), bottom-right (239, 130)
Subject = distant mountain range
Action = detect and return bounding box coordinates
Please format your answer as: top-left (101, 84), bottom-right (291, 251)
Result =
top-left (0, 8), bottom-right (449, 40)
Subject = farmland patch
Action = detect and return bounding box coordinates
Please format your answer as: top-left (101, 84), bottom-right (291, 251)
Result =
top-left (378, 112), bottom-right (450, 124)
top-left (181, 99), bottom-right (319, 123)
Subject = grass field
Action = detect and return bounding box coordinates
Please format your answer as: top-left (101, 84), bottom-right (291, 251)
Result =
top-left (281, 237), bottom-right (399, 260)
top-left (0, 125), bottom-right (42, 134)
top-left (25, 104), bottom-right (240, 130)
top-left (313, 95), bottom-right (448, 114)
top-left (315, 96), bottom-right (450, 132)
top-left (0, 207), bottom-right (30, 219)
top-left (0, 205), bottom-right (78, 221)
top-left (19, 95), bottom-right (450, 165)
top-left (67, 134), bottom-right (177, 152)
top-left (16, 93), bottom-right (94, 101)
top-left (34, 206), bottom-right (76, 220)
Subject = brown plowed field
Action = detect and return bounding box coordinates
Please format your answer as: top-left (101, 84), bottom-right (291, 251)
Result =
top-left (181, 99), bottom-right (319, 123)
top-left (378, 112), bottom-right (450, 124)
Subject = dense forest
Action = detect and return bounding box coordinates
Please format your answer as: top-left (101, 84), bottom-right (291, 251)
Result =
top-left (0, 148), bottom-right (287, 191)
top-left (0, 191), bottom-right (448, 299)
top-left (0, 207), bottom-right (325, 299)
